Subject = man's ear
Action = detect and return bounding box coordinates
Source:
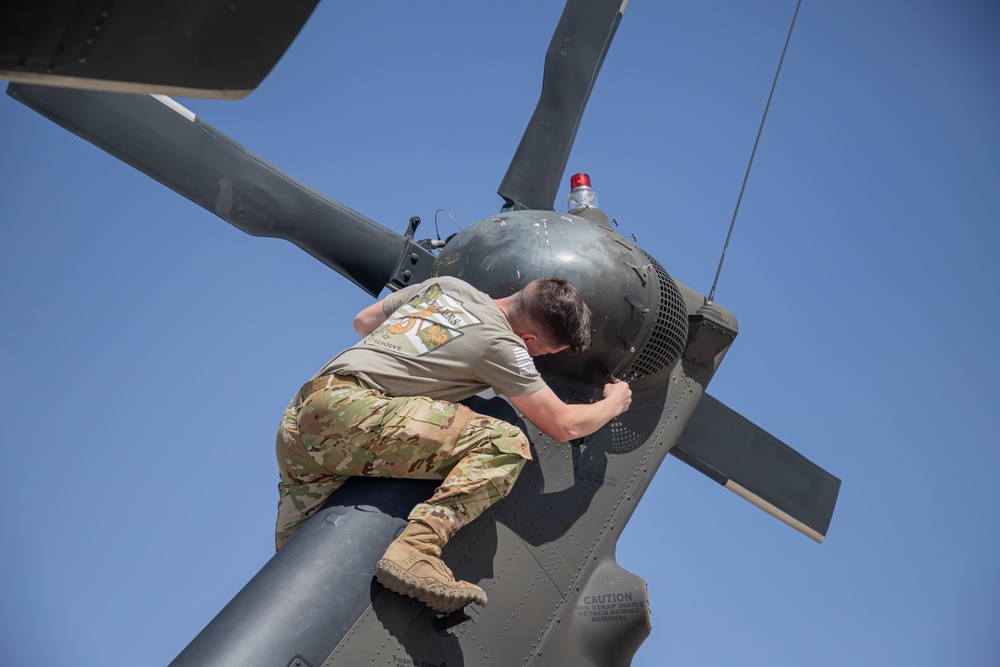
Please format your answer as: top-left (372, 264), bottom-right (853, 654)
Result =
top-left (512, 325), bottom-right (537, 344)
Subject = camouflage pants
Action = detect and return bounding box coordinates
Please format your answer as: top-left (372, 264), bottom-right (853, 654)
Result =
top-left (274, 375), bottom-right (531, 550)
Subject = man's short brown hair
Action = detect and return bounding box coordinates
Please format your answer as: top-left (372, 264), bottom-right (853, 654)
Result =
top-left (519, 278), bottom-right (592, 353)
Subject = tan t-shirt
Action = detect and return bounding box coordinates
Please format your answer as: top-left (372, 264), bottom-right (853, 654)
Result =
top-left (318, 276), bottom-right (547, 402)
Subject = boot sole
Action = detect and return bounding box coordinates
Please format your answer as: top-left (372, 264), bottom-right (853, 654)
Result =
top-left (375, 558), bottom-right (487, 614)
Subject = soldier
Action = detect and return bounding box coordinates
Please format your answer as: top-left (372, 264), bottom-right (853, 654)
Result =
top-left (275, 275), bottom-right (632, 613)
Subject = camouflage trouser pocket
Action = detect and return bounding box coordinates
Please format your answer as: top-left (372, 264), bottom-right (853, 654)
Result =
top-left (294, 384), bottom-right (391, 473)
top-left (369, 396), bottom-right (474, 477)
top-left (298, 384), bottom-right (388, 439)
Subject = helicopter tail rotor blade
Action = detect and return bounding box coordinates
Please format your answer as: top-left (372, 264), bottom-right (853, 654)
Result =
top-left (7, 83), bottom-right (433, 296)
top-left (0, 0), bottom-right (320, 99)
top-left (671, 393), bottom-right (841, 543)
top-left (497, 0), bottom-right (626, 212)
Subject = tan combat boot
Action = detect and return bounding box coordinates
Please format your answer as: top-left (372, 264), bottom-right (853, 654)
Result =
top-left (375, 521), bottom-right (487, 613)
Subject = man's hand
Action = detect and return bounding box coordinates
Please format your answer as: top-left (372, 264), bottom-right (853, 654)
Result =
top-left (602, 375), bottom-right (632, 417)
top-left (508, 375), bottom-right (633, 443)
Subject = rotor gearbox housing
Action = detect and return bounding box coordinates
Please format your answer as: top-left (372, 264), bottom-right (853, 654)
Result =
top-left (431, 210), bottom-right (688, 399)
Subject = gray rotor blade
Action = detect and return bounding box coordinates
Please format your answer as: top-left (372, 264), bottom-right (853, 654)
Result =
top-left (0, 0), bottom-right (320, 99)
top-left (8, 84), bottom-right (434, 296)
top-left (497, 0), bottom-right (626, 211)
top-left (671, 393), bottom-right (842, 542)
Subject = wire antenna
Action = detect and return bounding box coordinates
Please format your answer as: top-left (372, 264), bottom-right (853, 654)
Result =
top-left (434, 208), bottom-right (463, 238)
top-left (708, 0), bottom-right (802, 303)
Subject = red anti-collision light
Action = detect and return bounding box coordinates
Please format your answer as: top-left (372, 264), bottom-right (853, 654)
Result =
top-left (570, 173), bottom-right (591, 189)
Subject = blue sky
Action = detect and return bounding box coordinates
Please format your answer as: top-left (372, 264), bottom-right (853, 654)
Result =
top-left (2, 1), bottom-right (998, 665)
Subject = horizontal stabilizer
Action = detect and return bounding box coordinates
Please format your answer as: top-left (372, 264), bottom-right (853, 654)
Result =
top-left (670, 393), bottom-right (840, 542)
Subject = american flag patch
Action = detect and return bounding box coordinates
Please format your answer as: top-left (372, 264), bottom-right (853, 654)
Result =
top-left (513, 346), bottom-right (537, 376)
